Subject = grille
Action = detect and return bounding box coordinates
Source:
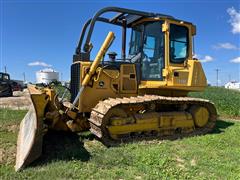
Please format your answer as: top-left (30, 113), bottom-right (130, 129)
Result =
top-left (121, 64), bottom-right (136, 92)
top-left (123, 65), bottom-right (134, 74)
top-left (123, 77), bottom-right (136, 90)
top-left (70, 62), bottom-right (81, 102)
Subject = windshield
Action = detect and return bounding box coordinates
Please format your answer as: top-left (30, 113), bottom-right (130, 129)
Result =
top-left (129, 26), bottom-right (142, 56)
top-left (142, 21), bottom-right (164, 80)
top-left (0, 73), bottom-right (9, 80)
top-left (129, 21), bottom-right (164, 80)
top-left (3, 75), bottom-right (9, 80)
top-left (170, 24), bottom-right (189, 63)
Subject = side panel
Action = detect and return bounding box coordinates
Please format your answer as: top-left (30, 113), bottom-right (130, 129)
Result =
top-left (187, 60), bottom-right (207, 87)
top-left (167, 60), bottom-right (207, 89)
top-left (139, 59), bottom-right (207, 92)
top-left (120, 64), bottom-right (137, 94)
top-left (78, 62), bottom-right (137, 112)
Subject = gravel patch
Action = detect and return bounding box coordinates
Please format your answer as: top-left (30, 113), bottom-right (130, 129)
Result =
top-left (0, 89), bottom-right (31, 110)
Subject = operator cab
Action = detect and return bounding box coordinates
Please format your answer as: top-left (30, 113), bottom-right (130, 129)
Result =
top-left (74, 7), bottom-right (194, 77)
top-left (129, 20), bottom-right (190, 81)
top-left (0, 72), bottom-right (10, 81)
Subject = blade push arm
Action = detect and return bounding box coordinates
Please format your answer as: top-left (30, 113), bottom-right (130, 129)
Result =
top-left (72, 31), bottom-right (115, 108)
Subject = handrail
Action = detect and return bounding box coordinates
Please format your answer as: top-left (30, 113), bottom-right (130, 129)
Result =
top-left (82, 7), bottom-right (173, 53)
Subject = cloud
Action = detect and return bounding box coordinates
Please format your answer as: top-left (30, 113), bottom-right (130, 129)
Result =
top-left (28, 61), bottom-right (52, 67)
top-left (199, 55), bottom-right (214, 63)
top-left (213, 42), bottom-right (239, 50)
top-left (227, 7), bottom-right (240, 34)
top-left (230, 57), bottom-right (240, 63)
top-left (194, 54), bottom-right (214, 63)
top-left (193, 54), bottom-right (199, 59)
top-left (39, 68), bottom-right (55, 72)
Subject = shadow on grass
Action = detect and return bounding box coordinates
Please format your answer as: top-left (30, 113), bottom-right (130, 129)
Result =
top-left (30, 131), bottom-right (91, 168)
top-left (28, 120), bottom-right (234, 168)
top-left (211, 120), bottom-right (235, 134)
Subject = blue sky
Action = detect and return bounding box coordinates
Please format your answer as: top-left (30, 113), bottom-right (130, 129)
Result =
top-left (0, 0), bottom-right (239, 85)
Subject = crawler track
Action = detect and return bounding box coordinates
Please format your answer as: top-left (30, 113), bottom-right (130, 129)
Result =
top-left (89, 95), bottom-right (217, 146)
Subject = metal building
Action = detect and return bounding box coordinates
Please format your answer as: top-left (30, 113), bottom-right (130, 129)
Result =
top-left (225, 81), bottom-right (240, 91)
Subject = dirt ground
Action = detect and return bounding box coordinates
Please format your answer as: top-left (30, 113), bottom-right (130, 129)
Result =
top-left (0, 89), bottom-right (31, 110)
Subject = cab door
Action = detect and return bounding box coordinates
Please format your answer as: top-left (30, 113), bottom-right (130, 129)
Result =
top-left (166, 21), bottom-right (192, 87)
top-left (169, 23), bottom-right (189, 65)
top-left (141, 21), bottom-right (165, 81)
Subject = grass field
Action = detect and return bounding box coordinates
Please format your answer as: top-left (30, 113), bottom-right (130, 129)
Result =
top-left (189, 86), bottom-right (240, 117)
top-left (0, 87), bottom-right (240, 179)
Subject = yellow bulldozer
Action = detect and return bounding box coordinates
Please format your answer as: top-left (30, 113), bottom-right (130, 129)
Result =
top-left (15, 7), bottom-right (217, 171)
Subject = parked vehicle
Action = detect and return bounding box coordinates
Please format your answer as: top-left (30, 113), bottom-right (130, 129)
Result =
top-left (0, 72), bottom-right (13, 97)
top-left (10, 81), bottom-right (23, 91)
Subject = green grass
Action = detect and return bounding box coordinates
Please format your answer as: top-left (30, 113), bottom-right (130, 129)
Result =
top-left (36, 83), bottom-right (71, 101)
top-left (189, 86), bottom-right (240, 117)
top-left (0, 109), bottom-right (240, 179)
top-left (53, 84), bottom-right (71, 101)
top-left (0, 109), bottom-right (27, 126)
top-left (0, 109), bottom-right (28, 170)
top-left (53, 85), bottom-right (240, 117)
top-left (1, 87), bottom-right (240, 179)
top-left (54, 85), bottom-right (240, 117)
top-left (0, 109), bottom-right (27, 149)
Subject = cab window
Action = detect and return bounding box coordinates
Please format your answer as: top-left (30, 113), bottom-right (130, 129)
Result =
top-left (170, 24), bottom-right (189, 63)
top-left (141, 21), bottom-right (164, 80)
top-left (129, 28), bottom-right (142, 56)
top-left (3, 75), bottom-right (9, 80)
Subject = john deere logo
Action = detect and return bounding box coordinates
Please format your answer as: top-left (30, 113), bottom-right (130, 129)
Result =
top-left (99, 81), bottom-right (104, 87)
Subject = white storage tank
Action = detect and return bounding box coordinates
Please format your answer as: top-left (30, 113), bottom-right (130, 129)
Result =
top-left (36, 68), bottom-right (59, 84)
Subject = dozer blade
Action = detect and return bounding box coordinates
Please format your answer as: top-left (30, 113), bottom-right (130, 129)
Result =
top-left (15, 86), bottom-right (48, 171)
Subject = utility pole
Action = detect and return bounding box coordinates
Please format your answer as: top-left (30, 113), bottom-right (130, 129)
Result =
top-left (23, 72), bottom-right (26, 82)
top-left (4, 66), bottom-right (7, 73)
top-left (238, 64), bottom-right (240, 82)
top-left (215, 69), bottom-right (220, 87)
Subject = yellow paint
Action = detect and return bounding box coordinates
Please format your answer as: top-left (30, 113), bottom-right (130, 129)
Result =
top-left (75, 18), bottom-right (207, 112)
top-left (191, 106), bottom-right (209, 127)
top-left (82, 32), bottom-right (115, 86)
top-left (139, 60), bottom-right (207, 92)
top-left (27, 15), bottom-right (209, 134)
top-left (28, 85), bottom-right (48, 119)
top-left (108, 112), bottom-right (194, 136)
top-left (78, 63), bottom-right (138, 112)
